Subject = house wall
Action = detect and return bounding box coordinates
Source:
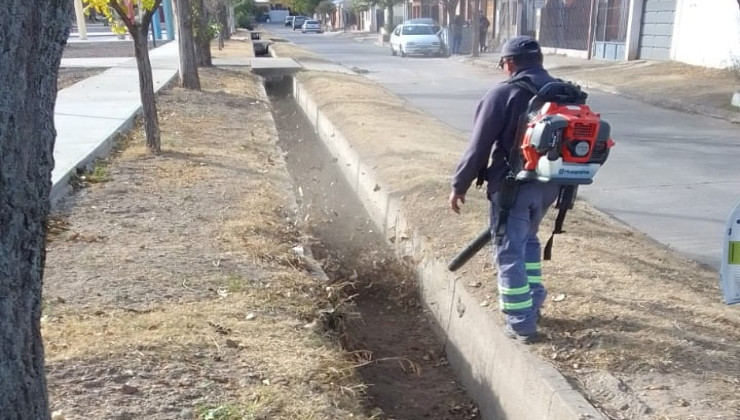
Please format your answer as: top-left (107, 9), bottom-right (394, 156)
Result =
top-left (671, 0), bottom-right (740, 68)
top-left (360, 9), bottom-right (373, 31)
top-left (393, 3), bottom-right (406, 25)
top-left (268, 9), bottom-right (289, 23)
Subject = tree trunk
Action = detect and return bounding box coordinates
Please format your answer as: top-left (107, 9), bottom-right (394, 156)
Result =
top-left (131, 28), bottom-right (162, 153)
top-left (386, 3), bottom-right (394, 31)
top-left (218, 3), bottom-right (230, 41)
top-left (175, 0), bottom-right (201, 89)
top-left (194, 0), bottom-right (212, 67)
top-left (471, 0), bottom-right (480, 57)
top-left (444, 0), bottom-right (459, 25)
top-left (0, 1), bottom-right (71, 417)
top-left (195, 36), bottom-right (213, 67)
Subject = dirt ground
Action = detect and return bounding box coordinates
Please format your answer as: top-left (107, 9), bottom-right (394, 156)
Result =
top-left (58, 68), bottom-right (105, 90)
top-left (268, 84), bottom-right (479, 420)
top-left (63, 40), bottom-right (169, 59)
top-left (44, 66), bottom-right (373, 420)
top-left (45, 36), bottom-right (480, 419)
top-left (271, 38), bottom-right (740, 419)
top-left (551, 60), bottom-right (740, 124)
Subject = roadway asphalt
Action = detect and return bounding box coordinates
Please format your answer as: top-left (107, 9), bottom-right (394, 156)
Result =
top-left (266, 24), bottom-right (740, 269)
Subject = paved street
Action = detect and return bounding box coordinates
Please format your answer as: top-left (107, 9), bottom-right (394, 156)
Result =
top-left (269, 24), bottom-right (740, 269)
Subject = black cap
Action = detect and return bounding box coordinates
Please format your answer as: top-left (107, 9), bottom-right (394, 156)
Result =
top-left (500, 36), bottom-right (542, 58)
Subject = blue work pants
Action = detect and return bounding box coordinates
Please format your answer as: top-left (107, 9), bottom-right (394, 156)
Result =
top-left (489, 182), bottom-right (560, 335)
top-left (451, 35), bottom-right (462, 54)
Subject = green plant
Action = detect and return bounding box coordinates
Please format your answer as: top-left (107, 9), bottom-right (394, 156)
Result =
top-left (236, 14), bottom-right (255, 29)
top-left (225, 275), bottom-right (246, 293)
top-left (315, 0), bottom-right (336, 16)
top-left (291, 0), bottom-right (322, 15)
top-left (234, 0), bottom-right (257, 29)
top-left (197, 403), bottom-right (244, 420)
top-left (209, 22), bottom-right (221, 38)
top-left (348, 0), bottom-right (369, 13)
top-left (85, 160), bottom-right (111, 183)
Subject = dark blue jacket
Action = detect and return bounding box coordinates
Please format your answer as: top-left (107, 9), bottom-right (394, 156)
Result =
top-left (451, 66), bottom-right (557, 195)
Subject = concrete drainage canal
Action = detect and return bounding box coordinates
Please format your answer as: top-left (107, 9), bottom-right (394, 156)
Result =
top-left (264, 77), bottom-right (481, 419)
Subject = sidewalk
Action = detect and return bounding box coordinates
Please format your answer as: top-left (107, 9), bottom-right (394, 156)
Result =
top-left (52, 41), bottom-right (179, 203)
top-left (460, 52), bottom-right (740, 125)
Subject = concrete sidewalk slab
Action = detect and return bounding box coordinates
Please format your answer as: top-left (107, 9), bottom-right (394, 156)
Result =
top-left (51, 41), bottom-right (179, 203)
top-left (249, 57), bottom-right (302, 77)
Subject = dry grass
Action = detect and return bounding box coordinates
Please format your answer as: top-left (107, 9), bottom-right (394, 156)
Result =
top-left (43, 65), bottom-right (371, 419)
top-left (553, 60), bottom-right (740, 120)
top-left (286, 55), bottom-right (740, 418)
top-left (211, 33), bottom-right (256, 59)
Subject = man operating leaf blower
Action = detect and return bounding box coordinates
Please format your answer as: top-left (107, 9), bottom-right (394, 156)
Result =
top-left (448, 36), bottom-right (614, 344)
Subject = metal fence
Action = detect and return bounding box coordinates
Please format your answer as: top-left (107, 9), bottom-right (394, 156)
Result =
top-left (539, 0), bottom-right (592, 50)
top-left (494, 0), bottom-right (631, 54)
top-left (495, 0), bottom-right (543, 48)
top-left (593, 0), bottom-right (629, 43)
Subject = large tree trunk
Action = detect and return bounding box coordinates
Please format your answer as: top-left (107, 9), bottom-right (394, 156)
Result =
top-left (0, 1), bottom-right (71, 416)
top-left (194, 0), bottom-right (213, 67)
top-left (131, 28), bottom-right (162, 153)
top-left (444, 0), bottom-right (459, 25)
top-left (175, 0), bottom-right (201, 89)
top-left (217, 3), bottom-right (230, 41)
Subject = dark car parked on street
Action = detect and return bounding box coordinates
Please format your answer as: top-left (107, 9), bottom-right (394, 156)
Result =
top-left (292, 16), bottom-right (308, 30)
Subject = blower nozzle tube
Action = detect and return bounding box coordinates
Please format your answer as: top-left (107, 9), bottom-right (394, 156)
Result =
top-left (447, 228), bottom-right (492, 272)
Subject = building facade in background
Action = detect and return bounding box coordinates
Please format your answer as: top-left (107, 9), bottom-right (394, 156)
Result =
top-left (495, 0), bottom-right (740, 69)
top-left (325, 0), bottom-right (738, 69)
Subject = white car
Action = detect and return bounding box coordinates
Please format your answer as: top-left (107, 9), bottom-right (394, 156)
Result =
top-left (390, 24), bottom-right (443, 57)
top-left (403, 18), bottom-right (441, 34)
top-left (301, 20), bottom-right (322, 33)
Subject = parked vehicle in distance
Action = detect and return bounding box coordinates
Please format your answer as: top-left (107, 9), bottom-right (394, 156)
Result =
top-left (292, 16), bottom-right (308, 30)
top-left (403, 18), bottom-right (441, 34)
top-left (284, 16), bottom-right (294, 27)
top-left (390, 24), bottom-right (443, 57)
top-left (301, 20), bottom-right (322, 33)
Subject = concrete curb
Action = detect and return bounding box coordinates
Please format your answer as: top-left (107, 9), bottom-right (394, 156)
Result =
top-left (50, 108), bottom-right (139, 206)
top-left (290, 76), bottom-right (606, 420)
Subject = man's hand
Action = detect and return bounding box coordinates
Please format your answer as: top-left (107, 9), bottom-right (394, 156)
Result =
top-left (449, 191), bottom-right (466, 214)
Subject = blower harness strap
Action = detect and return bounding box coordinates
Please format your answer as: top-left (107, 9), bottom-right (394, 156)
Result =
top-left (543, 185), bottom-right (577, 260)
